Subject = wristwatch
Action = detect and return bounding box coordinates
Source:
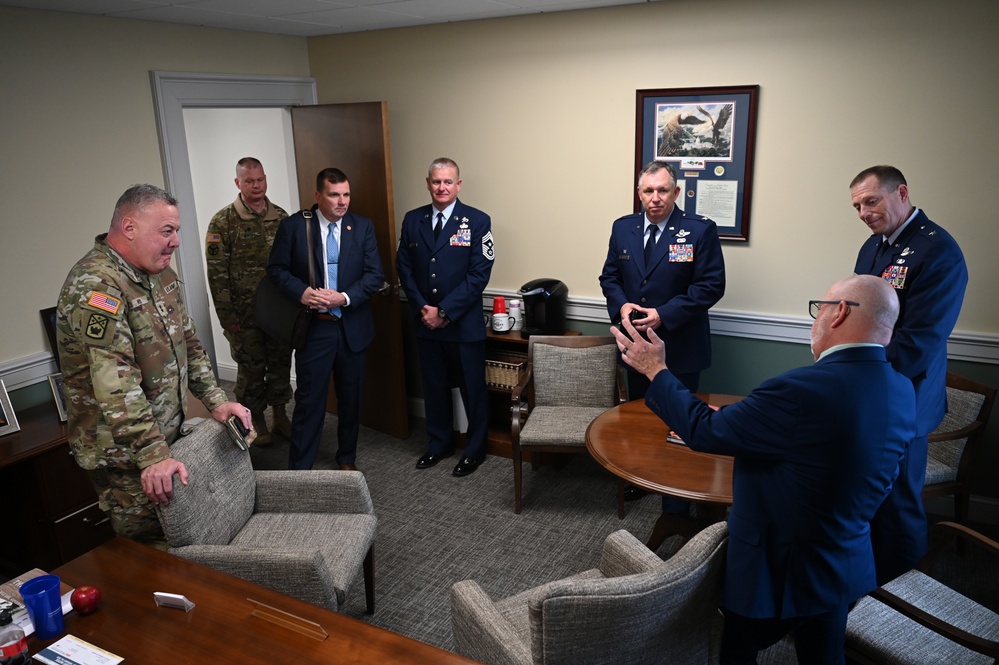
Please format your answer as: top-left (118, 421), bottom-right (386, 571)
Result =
top-left (438, 308), bottom-right (447, 320)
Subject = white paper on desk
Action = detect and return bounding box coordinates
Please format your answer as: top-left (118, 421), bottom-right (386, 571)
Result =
top-left (13, 590), bottom-right (73, 636)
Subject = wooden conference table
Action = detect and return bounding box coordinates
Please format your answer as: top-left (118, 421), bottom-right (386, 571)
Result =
top-left (30, 537), bottom-right (479, 665)
top-left (586, 395), bottom-right (742, 550)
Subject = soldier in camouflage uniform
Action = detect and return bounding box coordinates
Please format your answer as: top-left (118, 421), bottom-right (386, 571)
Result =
top-left (56, 184), bottom-right (252, 547)
top-left (205, 157), bottom-right (292, 445)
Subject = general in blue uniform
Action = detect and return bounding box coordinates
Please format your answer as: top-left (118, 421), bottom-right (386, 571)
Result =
top-left (396, 158), bottom-right (495, 477)
top-left (850, 165), bottom-right (968, 584)
top-left (268, 168), bottom-right (384, 470)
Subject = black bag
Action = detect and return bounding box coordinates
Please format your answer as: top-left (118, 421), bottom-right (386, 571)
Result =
top-left (254, 211), bottom-right (317, 351)
top-left (255, 275), bottom-right (312, 350)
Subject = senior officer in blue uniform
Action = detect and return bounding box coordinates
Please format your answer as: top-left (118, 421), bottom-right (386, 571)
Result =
top-left (612, 274), bottom-right (915, 665)
top-left (397, 157), bottom-right (495, 477)
top-left (600, 160), bottom-right (725, 506)
top-left (268, 168), bottom-right (384, 471)
top-left (850, 164), bottom-right (968, 584)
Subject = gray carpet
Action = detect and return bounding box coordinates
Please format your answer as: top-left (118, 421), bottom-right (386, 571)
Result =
top-left (245, 404), bottom-right (682, 653)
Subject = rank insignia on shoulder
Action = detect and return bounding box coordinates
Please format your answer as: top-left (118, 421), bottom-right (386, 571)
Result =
top-left (87, 292), bottom-right (122, 315)
top-left (482, 231), bottom-right (495, 261)
top-left (86, 312), bottom-right (110, 340)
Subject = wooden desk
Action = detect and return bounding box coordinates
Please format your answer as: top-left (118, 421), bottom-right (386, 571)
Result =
top-left (32, 537), bottom-right (479, 664)
top-left (586, 395), bottom-right (741, 549)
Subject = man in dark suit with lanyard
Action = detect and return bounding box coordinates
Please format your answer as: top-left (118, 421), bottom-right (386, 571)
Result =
top-left (397, 157), bottom-right (495, 477)
top-left (612, 274), bottom-right (915, 664)
top-left (600, 160), bottom-right (725, 505)
top-left (850, 164), bottom-right (968, 584)
top-left (268, 168), bottom-right (384, 471)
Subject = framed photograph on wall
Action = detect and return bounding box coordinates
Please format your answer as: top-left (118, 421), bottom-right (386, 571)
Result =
top-left (635, 85), bottom-right (760, 241)
top-left (0, 380), bottom-right (20, 437)
top-left (49, 373), bottom-right (68, 422)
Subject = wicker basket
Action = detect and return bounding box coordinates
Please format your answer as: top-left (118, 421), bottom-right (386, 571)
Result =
top-left (485, 351), bottom-right (527, 389)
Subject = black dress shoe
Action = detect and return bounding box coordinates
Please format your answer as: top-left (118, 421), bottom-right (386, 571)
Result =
top-left (623, 485), bottom-right (649, 501)
top-left (416, 451), bottom-right (453, 469)
top-left (453, 456), bottom-right (485, 477)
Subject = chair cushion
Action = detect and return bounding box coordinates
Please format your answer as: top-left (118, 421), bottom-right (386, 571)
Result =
top-left (519, 406), bottom-right (611, 447)
top-left (533, 343), bottom-right (618, 408)
top-left (231, 513), bottom-right (377, 605)
top-left (157, 419), bottom-right (256, 547)
top-left (925, 455), bottom-right (957, 485)
top-left (845, 569), bottom-right (999, 665)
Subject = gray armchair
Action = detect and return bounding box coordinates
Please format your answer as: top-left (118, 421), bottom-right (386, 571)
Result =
top-left (844, 521), bottom-right (999, 664)
top-left (510, 335), bottom-right (626, 513)
top-left (923, 372), bottom-right (996, 524)
top-left (155, 418), bottom-right (377, 613)
top-left (451, 521), bottom-right (728, 665)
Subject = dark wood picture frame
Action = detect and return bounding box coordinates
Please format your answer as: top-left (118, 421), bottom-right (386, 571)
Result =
top-left (41, 306), bottom-right (60, 371)
top-left (635, 85), bottom-right (760, 241)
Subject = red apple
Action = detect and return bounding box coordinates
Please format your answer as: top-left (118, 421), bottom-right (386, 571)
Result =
top-left (70, 585), bottom-right (102, 614)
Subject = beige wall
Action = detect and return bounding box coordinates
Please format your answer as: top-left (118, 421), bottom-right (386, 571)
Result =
top-left (0, 7), bottom-right (309, 363)
top-left (307, 0), bottom-right (998, 331)
top-left (2, 0), bottom-right (997, 371)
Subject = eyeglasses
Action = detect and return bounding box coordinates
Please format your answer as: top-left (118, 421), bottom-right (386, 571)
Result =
top-left (808, 300), bottom-right (860, 319)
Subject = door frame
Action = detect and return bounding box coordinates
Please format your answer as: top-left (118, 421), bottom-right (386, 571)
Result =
top-left (150, 71), bottom-right (317, 368)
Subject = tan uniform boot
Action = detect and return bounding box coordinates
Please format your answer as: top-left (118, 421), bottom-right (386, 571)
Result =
top-left (252, 411), bottom-right (272, 447)
top-left (271, 405), bottom-right (292, 439)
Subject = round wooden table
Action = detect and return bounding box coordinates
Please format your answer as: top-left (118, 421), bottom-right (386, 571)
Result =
top-left (586, 395), bottom-right (741, 549)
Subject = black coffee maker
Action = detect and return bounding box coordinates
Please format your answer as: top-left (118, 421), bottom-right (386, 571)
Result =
top-left (518, 278), bottom-right (568, 339)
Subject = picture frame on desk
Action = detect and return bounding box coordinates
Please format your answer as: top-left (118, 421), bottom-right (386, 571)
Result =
top-left (0, 380), bottom-right (20, 436)
top-left (40, 306), bottom-right (60, 371)
top-left (48, 373), bottom-right (68, 422)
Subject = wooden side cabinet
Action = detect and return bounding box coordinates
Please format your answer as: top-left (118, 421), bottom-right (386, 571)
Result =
top-left (0, 403), bottom-right (114, 575)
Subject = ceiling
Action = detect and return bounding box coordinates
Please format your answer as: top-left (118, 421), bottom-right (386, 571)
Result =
top-left (1, 0), bottom-right (653, 36)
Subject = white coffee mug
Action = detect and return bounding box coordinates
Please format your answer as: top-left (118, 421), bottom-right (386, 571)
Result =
top-left (492, 312), bottom-right (515, 333)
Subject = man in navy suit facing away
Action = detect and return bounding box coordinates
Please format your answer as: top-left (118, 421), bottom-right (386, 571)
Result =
top-left (612, 274), bottom-right (915, 664)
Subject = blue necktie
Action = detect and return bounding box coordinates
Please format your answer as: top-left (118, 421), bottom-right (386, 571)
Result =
top-left (327, 222), bottom-right (341, 317)
top-left (644, 225), bottom-right (659, 265)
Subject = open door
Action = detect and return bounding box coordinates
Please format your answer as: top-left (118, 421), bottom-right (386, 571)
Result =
top-left (291, 102), bottom-right (409, 439)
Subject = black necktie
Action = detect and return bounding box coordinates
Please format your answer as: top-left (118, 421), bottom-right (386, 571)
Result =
top-left (435, 212), bottom-right (444, 241)
top-left (872, 238), bottom-right (890, 271)
top-left (644, 225), bottom-right (659, 264)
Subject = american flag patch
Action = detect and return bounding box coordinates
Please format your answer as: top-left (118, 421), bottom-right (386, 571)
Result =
top-left (87, 292), bottom-right (122, 315)
top-left (206, 233), bottom-right (221, 243)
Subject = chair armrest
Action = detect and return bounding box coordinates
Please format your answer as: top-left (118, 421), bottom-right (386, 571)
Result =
top-left (868, 586), bottom-right (999, 657)
top-left (598, 529), bottom-right (663, 577)
top-left (253, 470), bottom-right (374, 514)
top-left (928, 421), bottom-right (982, 443)
top-left (450, 580), bottom-right (531, 665)
top-left (919, 520), bottom-right (999, 573)
top-left (511, 364), bottom-right (534, 445)
top-left (168, 545), bottom-right (340, 610)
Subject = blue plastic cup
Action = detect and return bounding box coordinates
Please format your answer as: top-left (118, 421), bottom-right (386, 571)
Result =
top-left (20, 574), bottom-right (64, 639)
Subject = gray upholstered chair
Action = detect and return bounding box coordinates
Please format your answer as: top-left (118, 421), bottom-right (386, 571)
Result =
top-left (450, 521), bottom-right (728, 665)
top-left (155, 418), bottom-right (377, 613)
top-left (510, 335), bottom-right (626, 513)
top-left (923, 372), bottom-right (996, 524)
top-left (844, 521), bottom-right (999, 664)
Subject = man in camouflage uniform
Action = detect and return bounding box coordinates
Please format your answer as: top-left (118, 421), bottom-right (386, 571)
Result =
top-left (57, 184), bottom-right (252, 547)
top-left (205, 157), bottom-right (292, 445)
